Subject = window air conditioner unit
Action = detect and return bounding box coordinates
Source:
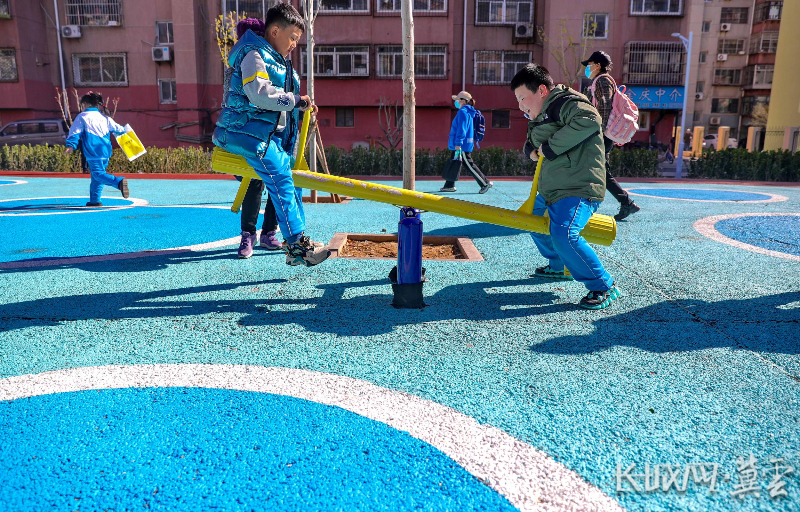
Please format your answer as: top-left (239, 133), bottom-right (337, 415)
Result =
top-left (720, 23), bottom-right (731, 31)
top-left (695, 92), bottom-right (704, 100)
top-left (717, 53), bottom-right (728, 61)
top-left (152, 47), bottom-right (172, 62)
top-left (710, 116), bottom-right (721, 125)
top-left (514, 23), bottom-right (535, 39)
top-left (61, 25), bottom-right (81, 38)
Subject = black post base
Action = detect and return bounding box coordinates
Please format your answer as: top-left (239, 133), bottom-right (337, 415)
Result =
top-left (388, 266), bottom-right (427, 309)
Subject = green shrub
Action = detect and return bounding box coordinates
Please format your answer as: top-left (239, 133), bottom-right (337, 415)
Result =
top-left (688, 149), bottom-right (800, 181)
top-left (607, 149), bottom-right (660, 177)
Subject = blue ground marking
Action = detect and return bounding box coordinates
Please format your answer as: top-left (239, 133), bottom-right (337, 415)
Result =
top-left (631, 188), bottom-right (774, 201)
top-left (715, 215), bottom-right (800, 257)
top-left (0, 180), bottom-right (20, 185)
top-left (0, 387), bottom-right (515, 512)
top-left (0, 205), bottom-right (240, 262)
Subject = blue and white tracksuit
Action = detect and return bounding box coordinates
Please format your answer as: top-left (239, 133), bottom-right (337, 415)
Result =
top-left (448, 104), bottom-right (476, 152)
top-left (65, 108), bottom-right (127, 203)
top-left (213, 30), bottom-right (306, 244)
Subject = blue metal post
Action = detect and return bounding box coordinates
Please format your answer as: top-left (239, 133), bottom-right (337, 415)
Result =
top-left (397, 207), bottom-right (423, 285)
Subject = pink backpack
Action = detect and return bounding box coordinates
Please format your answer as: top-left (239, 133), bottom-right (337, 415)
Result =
top-left (589, 74), bottom-right (639, 146)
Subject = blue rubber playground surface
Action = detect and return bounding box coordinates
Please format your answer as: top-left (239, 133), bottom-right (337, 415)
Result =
top-left (1, 175), bottom-right (799, 512)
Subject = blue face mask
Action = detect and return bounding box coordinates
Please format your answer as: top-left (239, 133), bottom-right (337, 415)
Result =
top-left (523, 112), bottom-right (531, 120)
top-left (454, 100), bottom-right (461, 109)
top-left (585, 65), bottom-right (593, 79)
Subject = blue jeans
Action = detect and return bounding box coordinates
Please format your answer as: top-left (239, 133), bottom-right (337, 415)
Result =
top-left (530, 195), bottom-right (613, 292)
top-left (87, 158), bottom-right (122, 203)
top-left (245, 138), bottom-right (305, 244)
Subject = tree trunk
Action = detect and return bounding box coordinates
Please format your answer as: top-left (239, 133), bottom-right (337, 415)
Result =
top-left (401, 0), bottom-right (415, 191)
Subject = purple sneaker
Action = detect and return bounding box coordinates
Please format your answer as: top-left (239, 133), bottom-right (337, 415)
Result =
top-left (237, 231), bottom-right (256, 259)
top-left (259, 230), bottom-right (282, 250)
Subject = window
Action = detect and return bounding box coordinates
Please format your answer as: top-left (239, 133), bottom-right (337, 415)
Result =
top-left (699, 51), bottom-right (707, 64)
top-left (0, 123), bottom-right (18, 136)
top-left (474, 51), bottom-right (530, 85)
top-left (377, 0), bottom-right (446, 13)
top-left (741, 95), bottom-right (769, 115)
top-left (336, 108), bottom-right (354, 127)
top-left (749, 32), bottom-right (779, 54)
top-left (720, 7), bottom-right (748, 24)
top-left (377, 45), bottom-right (446, 78)
top-left (710, 98), bottom-right (739, 114)
top-left (583, 13), bottom-right (608, 39)
top-left (475, 0), bottom-right (533, 24)
top-left (630, 0), bottom-right (682, 16)
top-left (623, 42), bottom-right (685, 85)
top-left (713, 69), bottom-right (741, 85)
top-left (0, 0), bottom-right (10, 18)
top-left (43, 122), bottom-right (61, 133)
top-left (155, 21), bottom-right (173, 45)
top-left (301, 46), bottom-right (369, 77)
top-left (717, 39), bottom-right (745, 54)
top-left (701, 20), bottom-right (710, 32)
top-left (72, 53), bottom-right (128, 86)
top-left (638, 111), bottom-right (651, 131)
top-left (695, 81), bottom-right (704, 93)
top-left (754, 1), bottom-right (781, 22)
top-left (491, 110), bottom-right (510, 129)
top-left (0, 49), bottom-right (18, 82)
top-left (319, 0), bottom-right (369, 13)
top-left (158, 79), bottom-right (177, 104)
top-left (65, 0), bottom-right (124, 26)
top-left (223, 0), bottom-right (273, 19)
top-left (743, 64), bottom-right (774, 87)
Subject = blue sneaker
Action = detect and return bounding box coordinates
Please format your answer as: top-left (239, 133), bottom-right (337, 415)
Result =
top-left (531, 265), bottom-right (573, 280)
top-left (579, 286), bottom-right (622, 310)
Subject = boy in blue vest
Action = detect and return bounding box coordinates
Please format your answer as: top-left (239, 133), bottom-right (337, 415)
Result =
top-left (213, 4), bottom-right (329, 267)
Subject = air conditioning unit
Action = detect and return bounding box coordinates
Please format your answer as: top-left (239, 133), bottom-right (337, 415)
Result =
top-left (717, 53), bottom-right (728, 61)
top-left (720, 23), bottom-right (731, 31)
top-left (710, 116), bottom-right (721, 125)
top-left (152, 47), bottom-right (172, 62)
top-left (514, 23), bottom-right (535, 39)
top-left (61, 25), bottom-right (81, 38)
top-left (737, 50), bottom-right (746, 55)
top-left (695, 92), bottom-right (704, 100)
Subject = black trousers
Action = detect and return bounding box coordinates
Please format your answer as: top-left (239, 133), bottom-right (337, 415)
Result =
top-left (604, 137), bottom-right (633, 206)
top-left (241, 178), bottom-right (278, 234)
top-left (444, 151), bottom-right (489, 188)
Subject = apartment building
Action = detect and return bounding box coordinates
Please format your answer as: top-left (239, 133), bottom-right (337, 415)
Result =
top-left (740, 0), bottom-right (780, 140)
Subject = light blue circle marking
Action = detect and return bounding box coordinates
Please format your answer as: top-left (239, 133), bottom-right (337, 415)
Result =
top-left (0, 197), bottom-right (134, 213)
top-left (715, 215), bottom-right (800, 257)
top-left (630, 188), bottom-right (773, 202)
top-left (0, 206), bottom-right (239, 262)
top-left (0, 387), bottom-right (517, 511)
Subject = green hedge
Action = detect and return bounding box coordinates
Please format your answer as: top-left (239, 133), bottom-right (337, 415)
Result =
top-left (0, 142), bottom-right (740, 180)
top-left (688, 149), bottom-right (800, 182)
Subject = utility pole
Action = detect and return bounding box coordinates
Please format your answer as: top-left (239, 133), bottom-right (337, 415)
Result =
top-left (672, 31), bottom-right (693, 180)
top-left (401, 0), bottom-right (415, 190)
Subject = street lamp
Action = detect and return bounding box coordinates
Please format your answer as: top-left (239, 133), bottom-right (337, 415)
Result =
top-left (672, 31), bottom-right (692, 180)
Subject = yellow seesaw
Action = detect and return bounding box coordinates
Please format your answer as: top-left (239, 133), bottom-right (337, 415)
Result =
top-left (213, 112), bottom-right (616, 246)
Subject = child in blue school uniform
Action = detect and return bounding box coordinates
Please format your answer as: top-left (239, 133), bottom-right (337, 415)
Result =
top-left (213, 4), bottom-right (329, 267)
top-left (64, 92), bottom-right (130, 207)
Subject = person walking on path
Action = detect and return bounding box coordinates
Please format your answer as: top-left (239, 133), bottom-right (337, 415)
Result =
top-left (440, 91), bottom-right (493, 194)
top-left (583, 51), bottom-right (641, 221)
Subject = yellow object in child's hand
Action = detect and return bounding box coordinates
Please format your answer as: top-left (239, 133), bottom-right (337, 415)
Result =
top-left (115, 124), bottom-right (147, 161)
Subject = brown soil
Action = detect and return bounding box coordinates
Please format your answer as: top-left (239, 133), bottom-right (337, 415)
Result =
top-left (341, 239), bottom-right (464, 259)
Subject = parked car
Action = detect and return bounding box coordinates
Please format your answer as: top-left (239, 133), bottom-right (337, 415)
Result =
top-left (703, 134), bottom-right (738, 150)
top-left (0, 119), bottom-right (69, 147)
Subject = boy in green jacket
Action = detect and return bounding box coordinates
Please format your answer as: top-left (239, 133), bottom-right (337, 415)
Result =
top-left (510, 64), bottom-right (620, 310)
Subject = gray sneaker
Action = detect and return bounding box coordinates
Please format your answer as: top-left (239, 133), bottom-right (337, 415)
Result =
top-left (237, 231), bottom-right (256, 259)
top-left (285, 235), bottom-right (330, 267)
top-left (439, 186), bottom-right (457, 192)
top-left (479, 182), bottom-right (494, 194)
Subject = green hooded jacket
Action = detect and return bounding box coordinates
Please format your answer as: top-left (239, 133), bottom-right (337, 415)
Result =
top-left (526, 85), bottom-right (606, 205)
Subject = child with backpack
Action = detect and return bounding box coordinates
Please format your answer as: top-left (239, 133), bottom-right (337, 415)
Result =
top-left (440, 91), bottom-right (493, 194)
top-left (63, 92), bottom-right (130, 207)
top-left (511, 64), bottom-right (620, 310)
top-left (583, 51), bottom-right (641, 221)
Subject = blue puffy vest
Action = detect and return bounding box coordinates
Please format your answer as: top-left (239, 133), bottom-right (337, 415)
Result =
top-left (213, 30), bottom-right (301, 159)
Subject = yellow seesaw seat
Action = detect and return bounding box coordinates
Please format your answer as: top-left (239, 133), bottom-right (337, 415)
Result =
top-left (212, 112), bottom-right (616, 246)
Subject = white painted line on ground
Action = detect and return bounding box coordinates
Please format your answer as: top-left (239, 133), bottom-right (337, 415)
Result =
top-left (0, 364), bottom-right (625, 512)
top-left (694, 213), bottom-right (800, 262)
top-left (626, 188), bottom-right (787, 203)
top-left (0, 196), bottom-right (149, 216)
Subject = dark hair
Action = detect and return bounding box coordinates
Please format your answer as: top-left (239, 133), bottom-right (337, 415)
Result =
top-left (599, 62), bottom-right (613, 74)
top-left (80, 92), bottom-right (104, 109)
top-left (236, 18), bottom-right (265, 39)
top-left (265, 3), bottom-right (305, 33)
top-left (509, 64), bottom-right (554, 93)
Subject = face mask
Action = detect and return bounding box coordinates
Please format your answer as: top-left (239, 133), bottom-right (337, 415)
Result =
top-left (585, 65), bottom-right (593, 79)
top-left (454, 100), bottom-right (461, 109)
top-left (523, 112), bottom-right (531, 120)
